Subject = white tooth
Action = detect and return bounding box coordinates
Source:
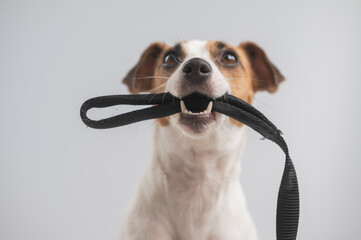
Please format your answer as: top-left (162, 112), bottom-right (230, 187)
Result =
top-left (206, 101), bottom-right (213, 113)
top-left (180, 100), bottom-right (186, 113)
top-left (189, 111), bottom-right (192, 114)
top-left (185, 109), bottom-right (189, 114)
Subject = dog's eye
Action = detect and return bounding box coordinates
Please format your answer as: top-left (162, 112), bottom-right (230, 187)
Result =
top-left (221, 52), bottom-right (238, 65)
top-left (163, 52), bottom-right (178, 66)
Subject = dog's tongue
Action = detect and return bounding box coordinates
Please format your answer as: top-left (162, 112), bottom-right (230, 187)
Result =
top-left (80, 92), bottom-right (299, 240)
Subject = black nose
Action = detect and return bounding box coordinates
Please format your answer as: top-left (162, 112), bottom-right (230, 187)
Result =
top-left (182, 58), bottom-right (212, 83)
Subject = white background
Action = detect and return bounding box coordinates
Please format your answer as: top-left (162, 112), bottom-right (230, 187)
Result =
top-left (1, 0), bottom-right (360, 239)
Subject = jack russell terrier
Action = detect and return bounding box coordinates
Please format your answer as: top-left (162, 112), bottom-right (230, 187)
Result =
top-left (119, 40), bottom-right (284, 240)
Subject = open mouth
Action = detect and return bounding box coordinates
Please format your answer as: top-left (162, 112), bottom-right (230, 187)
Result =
top-left (178, 92), bottom-right (216, 134)
top-left (180, 92), bottom-right (213, 115)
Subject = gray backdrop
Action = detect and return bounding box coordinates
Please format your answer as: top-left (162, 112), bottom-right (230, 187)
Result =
top-left (1, 0), bottom-right (360, 239)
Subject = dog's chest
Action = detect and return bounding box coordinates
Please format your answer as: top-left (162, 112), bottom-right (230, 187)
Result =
top-left (159, 148), bottom-right (241, 238)
top-left (166, 151), bottom-right (227, 209)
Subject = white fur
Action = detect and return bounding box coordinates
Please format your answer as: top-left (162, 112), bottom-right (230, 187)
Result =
top-left (183, 40), bottom-right (209, 59)
top-left (119, 40), bottom-right (257, 240)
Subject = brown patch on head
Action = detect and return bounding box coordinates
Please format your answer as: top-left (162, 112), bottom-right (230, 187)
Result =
top-left (123, 42), bottom-right (168, 93)
top-left (122, 42), bottom-right (186, 126)
top-left (206, 41), bottom-right (285, 127)
top-left (207, 41), bottom-right (254, 127)
top-left (239, 42), bottom-right (285, 93)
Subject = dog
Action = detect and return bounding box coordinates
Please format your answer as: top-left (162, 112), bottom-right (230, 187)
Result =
top-left (119, 40), bottom-right (284, 240)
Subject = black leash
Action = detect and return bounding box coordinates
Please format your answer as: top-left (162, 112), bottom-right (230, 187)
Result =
top-left (80, 92), bottom-right (299, 240)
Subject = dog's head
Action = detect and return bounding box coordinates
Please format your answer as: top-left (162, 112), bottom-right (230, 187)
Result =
top-left (123, 40), bottom-right (284, 137)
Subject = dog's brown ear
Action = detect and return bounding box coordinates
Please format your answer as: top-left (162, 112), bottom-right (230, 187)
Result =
top-left (123, 42), bottom-right (167, 93)
top-left (240, 42), bottom-right (285, 93)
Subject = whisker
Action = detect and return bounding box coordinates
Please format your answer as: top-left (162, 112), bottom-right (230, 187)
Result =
top-left (148, 94), bottom-right (157, 103)
top-left (133, 75), bottom-right (170, 80)
top-left (228, 83), bottom-right (286, 112)
top-left (229, 84), bottom-right (254, 95)
top-left (170, 53), bottom-right (184, 65)
top-left (160, 69), bottom-right (174, 76)
top-left (147, 87), bottom-right (167, 102)
top-left (171, 53), bottom-right (181, 64)
top-left (222, 95), bottom-right (229, 105)
top-left (227, 77), bottom-right (265, 83)
top-left (214, 55), bottom-right (226, 65)
top-left (162, 92), bottom-right (167, 104)
top-left (148, 83), bottom-right (167, 93)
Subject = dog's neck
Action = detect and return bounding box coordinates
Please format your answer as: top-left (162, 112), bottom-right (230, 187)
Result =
top-left (150, 121), bottom-right (247, 228)
top-left (154, 121), bottom-right (246, 182)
